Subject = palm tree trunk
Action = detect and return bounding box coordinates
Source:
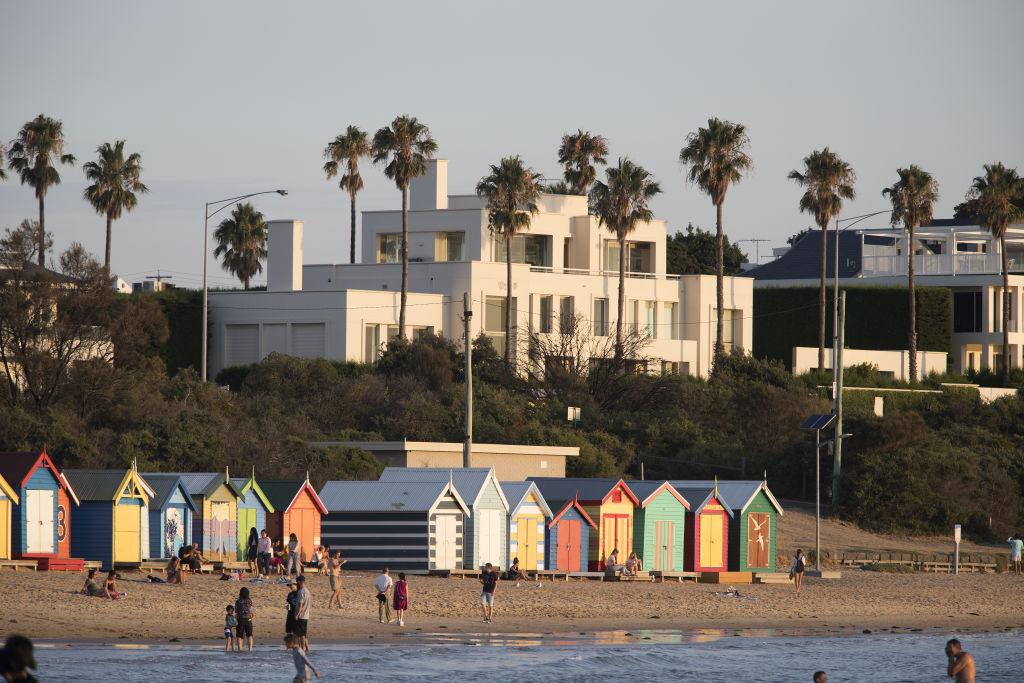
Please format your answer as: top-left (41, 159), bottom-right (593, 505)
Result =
top-left (818, 222), bottom-right (827, 372)
top-left (104, 213), bottom-right (113, 273)
top-left (907, 223), bottom-right (917, 381)
top-left (615, 235), bottom-right (626, 363)
top-left (715, 201), bottom-right (725, 365)
top-left (349, 190), bottom-right (357, 265)
top-left (1001, 234), bottom-right (1011, 385)
top-left (37, 195), bottom-right (46, 267)
top-left (505, 238), bottom-right (513, 373)
top-left (399, 184), bottom-right (408, 340)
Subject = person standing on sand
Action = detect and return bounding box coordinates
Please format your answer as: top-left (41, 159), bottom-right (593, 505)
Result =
top-left (393, 573), bottom-right (409, 626)
top-left (285, 579), bottom-right (299, 636)
top-left (224, 605), bottom-right (238, 653)
top-left (245, 527), bottom-right (259, 575)
top-left (257, 529), bottom-right (272, 579)
top-left (327, 551), bottom-right (347, 609)
top-left (790, 549), bottom-right (806, 594)
top-left (294, 575), bottom-right (312, 652)
top-left (480, 563), bottom-right (498, 623)
top-left (374, 568), bottom-right (393, 623)
top-left (235, 587), bottom-right (255, 652)
top-left (945, 639), bottom-right (975, 682)
top-left (286, 533), bottom-right (301, 577)
top-left (1007, 534), bottom-right (1022, 576)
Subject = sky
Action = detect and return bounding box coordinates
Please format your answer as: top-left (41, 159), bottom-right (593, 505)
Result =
top-left (1, 0), bottom-right (1022, 288)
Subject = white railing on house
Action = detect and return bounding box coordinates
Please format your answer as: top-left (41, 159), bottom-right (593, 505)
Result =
top-left (860, 253), bottom-right (1002, 277)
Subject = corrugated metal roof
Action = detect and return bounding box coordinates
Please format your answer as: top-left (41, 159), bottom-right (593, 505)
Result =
top-left (319, 480), bottom-right (456, 512)
top-left (143, 473), bottom-right (198, 511)
top-left (499, 481), bottom-right (553, 518)
top-left (671, 480), bottom-right (783, 514)
top-left (527, 477), bottom-right (626, 504)
top-left (666, 483), bottom-right (734, 518)
top-left (257, 479), bottom-right (305, 510)
top-left (378, 468), bottom-right (493, 507)
top-left (745, 230), bottom-right (863, 281)
top-left (171, 472), bottom-right (222, 495)
top-left (63, 470), bottom-right (129, 501)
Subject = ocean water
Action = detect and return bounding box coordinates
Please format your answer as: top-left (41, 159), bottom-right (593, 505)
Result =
top-left (33, 629), bottom-right (1023, 682)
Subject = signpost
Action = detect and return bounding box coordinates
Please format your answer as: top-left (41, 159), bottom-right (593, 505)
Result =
top-left (953, 524), bottom-right (961, 575)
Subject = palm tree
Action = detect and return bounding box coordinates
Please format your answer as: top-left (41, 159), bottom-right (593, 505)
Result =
top-left (967, 162), bottom-right (1024, 384)
top-left (0, 144), bottom-right (7, 180)
top-left (590, 158), bottom-right (662, 362)
top-left (882, 165), bottom-right (939, 382)
top-left (558, 130), bottom-right (609, 195)
top-left (679, 118), bottom-right (752, 364)
top-left (6, 114), bottom-right (76, 266)
top-left (788, 148), bottom-right (857, 372)
top-left (323, 125), bottom-right (371, 265)
top-left (82, 140), bottom-right (149, 272)
top-left (213, 202), bottom-right (268, 289)
top-left (476, 156), bottom-right (543, 371)
top-left (371, 115), bottom-right (438, 339)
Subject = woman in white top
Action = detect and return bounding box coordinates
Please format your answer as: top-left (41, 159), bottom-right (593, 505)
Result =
top-left (790, 549), bottom-right (806, 594)
top-left (624, 552), bottom-right (641, 576)
top-left (286, 533), bottom-right (301, 576)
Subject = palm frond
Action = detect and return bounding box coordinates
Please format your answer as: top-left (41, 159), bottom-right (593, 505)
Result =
top-left (679, 117), bottom-right (752, 206)
top-left (788, 147), bottom-right (857, 230)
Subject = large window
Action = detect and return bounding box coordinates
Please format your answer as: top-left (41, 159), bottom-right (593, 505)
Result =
top-left (377, 233), bottom-right (401, 263)
top-left (603, 240), bottom-right (653, 274)
top-left (559, 296), bottom-right (575, 334)
top-left (642, 300), bottom-right (656, 338)
top-left (493, 234), bottom-right (551, 267)
top-left (663, 302), bottom-right (679, 340)
top-left (538, 295), bottom-right (553, 334)
top-left (714, 309), bottom-right (740, 350)
top-left (953, 291), bottom-right (983, 333)
top-left (593, 298), bottom-right (608, 337)
top-left (435, 231), bottom-right (466, 261)
top-left (484, 295), bottom-right (516, 358)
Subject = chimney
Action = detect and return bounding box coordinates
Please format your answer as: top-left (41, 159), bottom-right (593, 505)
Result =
top-left (267, 220), bottom-right (303, 292)
top-left (409, 159), bottom-right (448, 211)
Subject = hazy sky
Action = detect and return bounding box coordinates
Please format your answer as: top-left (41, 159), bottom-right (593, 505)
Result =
top-left (1, 1), bottom-right (1022, 288)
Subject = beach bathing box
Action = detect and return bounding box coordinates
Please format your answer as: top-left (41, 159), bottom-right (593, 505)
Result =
top-left (378, 467), bottom-right (509, 569)
top-left (173, 470), bottom-right (241, 562)
top-left (0, 472), bottom-right (19, 560)
top-left (672, 483), bottom-right (733, 572)
top-left (319, 479), bottom-right (471, 571)
top-left (499, 481), bottom-right (553, 571)
top-left (260, 476), bottom-right (328, 562)
top-left (673, 480), bottom-right (783, 573)
top-left (231, 470), bottom-right (274, 562)
top-left (0, 448), bottom-right (80, 564)
top-left (140, 473), bottom-right (197, 559)
top-left (544, 495), bottom-right (596, 572)
top-left (628, 481), bottom-right (689, 572)
top-left (529, 478), bottom-right (639, 570)
top-left (65, 464), bottom-right (155, 567)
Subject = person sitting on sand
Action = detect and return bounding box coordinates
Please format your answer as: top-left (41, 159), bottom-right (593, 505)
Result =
top-left (104, 570), bottom-right (123, 600)
top-left (624, 552), bottom-right (642, 576)
top-left (945, 639), bottom-right (975, 682)
top-left (81, 569), bottom-right (107, 597)
top-left (166, 556), bottom-right (183, 584)
top-left (507, 557), bottom-right (528, 583)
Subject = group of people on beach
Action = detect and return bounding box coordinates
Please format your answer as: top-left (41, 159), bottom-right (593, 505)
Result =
top-left (79, 568), bottom-right (122, 599)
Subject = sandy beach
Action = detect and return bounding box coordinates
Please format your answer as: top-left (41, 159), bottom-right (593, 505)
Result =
top-left (1, 567), bottom-right (1022, 644)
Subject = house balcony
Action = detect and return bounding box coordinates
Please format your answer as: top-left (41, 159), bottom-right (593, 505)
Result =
top-left (860, 253), bottom-right (1009, 277)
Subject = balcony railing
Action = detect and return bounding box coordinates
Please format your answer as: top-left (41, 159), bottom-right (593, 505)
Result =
top-left (860, 253), bottom-right (1003, 277)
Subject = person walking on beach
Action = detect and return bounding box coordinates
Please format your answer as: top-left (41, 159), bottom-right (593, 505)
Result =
top-left (285, 578), bottom-right (299, 636)
top-left (285, 634), bottom-right (321, 682)
top-left (286, 533), bottom-right (301, 577)
top-left (1007, 534), bottom-right (1023, 576)
top-left (245, 527), bottom-right (259, 575)
top-left (393, 573), bottom-right (409, 626)
top-left (327, 551), bottom-right (347, 609)
top-left (257, 529), bottom-right (272, 579)
top-left (224, 605), bottom-right (238, 652)
top-left (235, 587), bottom-right (255, 652)
top-left (945, 639), bottom-right (975, 682)
top-left (374, 568), bottom-right (393, 624)
top-left (294, 575), bottom-right (312, 652)
top-left (790, 549), bottom-right (806, 594)
top-left (480, 562), bottom-right (498, 623)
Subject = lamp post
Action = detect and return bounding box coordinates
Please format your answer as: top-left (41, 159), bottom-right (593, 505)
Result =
top-left (201, 189), bottom-right (288, 382)
top-left (829, 210), bottom-right (888, 505)
top-left (800, 413), bottom-right (835, 572)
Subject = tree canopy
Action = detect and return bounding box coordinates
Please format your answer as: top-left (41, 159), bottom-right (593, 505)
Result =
top-left (666, 224), bottom-right (747, 275)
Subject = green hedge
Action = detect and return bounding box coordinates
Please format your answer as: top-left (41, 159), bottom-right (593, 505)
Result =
top-left (754, 286), bottom-right (951, 368)
top-left (152, 289), bottom-right (202, 376)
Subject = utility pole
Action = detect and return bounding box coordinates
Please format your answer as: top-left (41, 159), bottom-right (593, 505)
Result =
top-left (463, 292), bottom-right (473, 468)
top-left (832, 291), bottom-right (846, 507)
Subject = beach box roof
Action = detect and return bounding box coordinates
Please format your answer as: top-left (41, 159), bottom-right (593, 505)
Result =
top-left (625, 480), bottom-right (690, 509)
top-left (63, 468), bottom-right (154, 503)
top-left (527, 477), bottom-right (639, 506)
top-left (258, 478), bottom-right (328, 514)
top-left (319, 480), bottom-right (470, 515)
top-left (0, 449), bottom-right (80, 504)
top-left (499, 481), bottom-right (553, 518)
top-left (379, 467), bottom-right (509, 510)
top-left (669, 480), bottom-right (780, 515)
top-left (172, 472), bottom-right (242, 499)
top-left (141, 473), bottom-right (199, 512)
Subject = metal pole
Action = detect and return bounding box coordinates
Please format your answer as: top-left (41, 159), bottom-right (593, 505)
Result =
top-left (832, 291), bottom-right (846, 506)
top-left (833, 218), bottom-right (840, 400)
top-left (815, 428), bottom-right (821, 572)
top-left (463, 292), bottom-right (473, 468)
top-left (201, 203), bottom-right (210, 382)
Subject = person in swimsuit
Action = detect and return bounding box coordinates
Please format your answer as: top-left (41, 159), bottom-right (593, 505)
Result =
top-left (104, 571), bottom-right (123, 600)
top-left (393, 573), bottom-right (409, 626)
top-left (945, 639), bottom-right (975, 682)
top-left (327, 551), bottom-right (347, 609)
top-left (285, 634), bottom-right (321, 682)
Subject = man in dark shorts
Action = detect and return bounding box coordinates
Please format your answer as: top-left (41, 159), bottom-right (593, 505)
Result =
top-left (479, 563), bottom-right (498, 623)
top-left (234, 587), bottom-right (255, 652)
top-left (294, 575), bottom-right (311, 651)
top-left (285, 579), bottom-right (298, 635)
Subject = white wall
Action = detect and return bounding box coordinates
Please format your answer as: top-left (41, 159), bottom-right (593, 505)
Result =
top-left (792, 346), bottom-right (948, 381)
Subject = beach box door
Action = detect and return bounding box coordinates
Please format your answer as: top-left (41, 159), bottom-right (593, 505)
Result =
top-left (602, 514), bottom-right (629, 568)
top-left (210, 501), bottom-right (231, 558)
top-left (479, 508), bottom-right (503, 567)
top-left (747, 513), bottom-right (770, 569)
top-left (699, 514), bottom-right (724, 569)
top-left (520, 518), bottom-right (538, 570)
top-left (114, 504), bottom-right (141, 563)
top-left (654, 520), bottom-right (674, 571)
top-left (25, 489), bottom-right (55, 554)
top-left (237, 508), bottom-right (257, 561)
top-left (165, 507), bottom-right (185, 558)
top-left (435, 515), bottom-right (457, 569)
top-left (558, 519), bottom-right (581, 571)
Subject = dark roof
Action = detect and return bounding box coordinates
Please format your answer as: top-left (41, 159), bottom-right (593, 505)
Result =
top-left (527, 477), bottom-right (634, 505)
top-left (378, 468), bottom-right (504, 508)
top-left (143, 473), bottom-right (199, 511)
top-left (745, 230), bottom-right (864, 281)
top-left (928, 218), bottom-right (979, 228)
top-left (0, 260), bottom-right (75, 285)
top-left (671, 480), bottom-right (783, 514)
top-left (668, 483), bottom-right (735, 517)
top-left (63, 470), bottom-right (128, 500)
top-left (319, 480), bottom-right (468, 513)
top-left (0, 452), bottom-right (44, 489)
top-left (257, 479), bottom-right (304, 510)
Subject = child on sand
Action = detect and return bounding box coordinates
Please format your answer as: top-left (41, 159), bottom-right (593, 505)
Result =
top-left (235, 587), bottom-right (255, 652)
top-left (393, 573), bottom-right (409, 626)
top-left (285, 634), bottom-right (321, 682)
top-left (104, 570), bottom-right (123, 600)
top-left (224, 605), bottom-right (238, 652)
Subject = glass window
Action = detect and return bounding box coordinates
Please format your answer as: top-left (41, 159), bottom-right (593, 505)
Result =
top-left (714, 309), bottom-right (739, 349)
top-left (643, 301), bottom-right (656, 338)
top-left (603, 240), bottom-right (620, 272)
top-left (495, 235), bottom-right (551, 267)
top-left (603, 240), bottom-right (653, 273)
top-left (436, 232), bottom-right (465, 261)
top-left (485, 296), bottom-right (507, 332)
top-left (412, 326), bottom-right (435, 340)
top-left (538, 295), bottom-right (552, 334)
top-left (593, 298), bottom-right (608, 337)
top-left (377, 233), bottom-right (401, 263)
top-left (559, 296), bottom-right (574, 334)
top-left (627, 300), bottom-right (638, 335)
top-left (663, 302), bottom-right (679, 340)
top-left (661, 361), bottom-right (679, 375)
top-left (364, 324), bottom-right (380, 362)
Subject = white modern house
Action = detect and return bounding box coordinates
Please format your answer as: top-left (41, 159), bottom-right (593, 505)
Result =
top-left (208, 160), bottom-right (753, 379)
top-left (748, 218), bottom-right (1024, 375)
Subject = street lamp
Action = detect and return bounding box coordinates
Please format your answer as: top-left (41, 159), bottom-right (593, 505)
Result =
top-left (202, 189), bottom-right (288, 382)
top-left (800, 413), bottom-right (835, 572)
top-left (829, 210), bottom-right (888, 505)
